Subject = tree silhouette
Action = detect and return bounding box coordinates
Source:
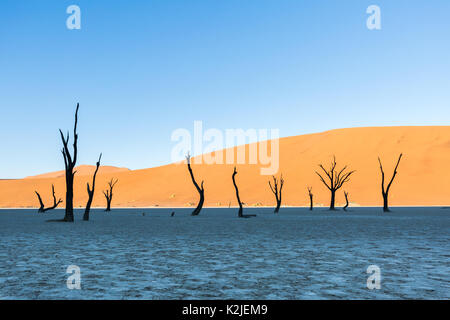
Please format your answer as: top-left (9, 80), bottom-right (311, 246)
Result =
top-left (343, 191), bottom-right (349, 211)
top-left (83, 154), bottom-right (102, 221)
top-left (186, 153), bottom-right (204, 216)
top-left (103, 178), bottom-right (118, 212)
top-left (232, 167), bottom-right (256, 218)
top-left (268, 175), bottom-right (284, 213)
top-left (307, 186), bottom-right (313, 211)
top-left (232, 167), bottom-right (244, 217)
top-left (59, 103), bottom-right (79, 222)
top-left (316, 156), bottom-right (355, 210)
top-left (378, 153), bottom-right (403, 212)
top-left (35, 184), bottom-right (62, 213)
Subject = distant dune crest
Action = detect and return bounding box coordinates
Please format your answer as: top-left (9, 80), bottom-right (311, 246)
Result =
top-left (24, 165), bottom-right (130, 180)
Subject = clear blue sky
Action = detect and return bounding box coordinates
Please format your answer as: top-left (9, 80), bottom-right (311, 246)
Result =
top-left (0, 0), bottom-right (449, 178)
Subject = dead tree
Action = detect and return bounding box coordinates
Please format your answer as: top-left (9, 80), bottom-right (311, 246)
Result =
top-left (268, 175), bottom-right (284, 213)
top-left (232, 167), bottom-right (244, 217)
top-left (186, 153), bottom-right (204, 216)
top-left (307, 187), bottom-right (313, 211)
top-left (59, 103), bottom-right (79, 222)
top-left (83, 154), bottom-right (102, 221)
top-left (35, 185), bottom-right (62, 213)
top-left (316, 156), bottom-right (355, 210)
top-left (232, 167), bottom-right (256, 218)
top-left (343, 191), bottom-right (349, 211)
top-left (103, 178), bottom-right (118, 212)
top-left (378, 154), bottom-right (403, 212)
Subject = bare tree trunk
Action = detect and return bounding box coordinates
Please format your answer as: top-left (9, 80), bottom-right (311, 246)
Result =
top-left (105, 196), bottom-right (112, 212)
top-left (383, 193), bottom-right (389, 212)
top-left (378, 154), bottom-right (403, 213)
top-left (232, 167), bottom-right (256, 218)
top-left (103, 191), bottom-right (112, 212)
top-left (192, 192), bottom-right (204, 216)
top-left (83, 154), bottom-right (102, 221)
top-left (330, 190), bottom-right (336, 210)
top-left (307, 187), bottom-right (313, 211)
top-left (275, 199), bottom-right (281, 213)
top-left (35, 192), bottom-right (45, 213)
top-left (186, 154), bottom-right (204, 216)
top-left (65, 175), bottom-right (74, 220)
top-left (84, 192), bottom-right (95, 219)
top-left (269, 175), bottom-right (284, 214)
top-left (343, 191), bottom-right (349, 211)
top-left (232, 167), bottom-right (243, 217)
top-left (59, 103), bottom-right (79, 222)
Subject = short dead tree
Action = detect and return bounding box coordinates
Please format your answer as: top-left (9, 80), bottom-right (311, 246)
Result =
top-left (268, 175), bottom-right (284, 213)
top-left (83, 153), bottom-right (102, 221)
top-left (343, 191), bottom-right (349, 211)
top-left (186, 153), bottom-right (204, 216)
top-left (103, 178), bottom-right (118, 212)
top-left (307, 186), bottom-right (313, 211)
top-left (35, 184), bottom-right (63, 213)
top-left (316, 156), bottom-right (355, 210)
top-left (232, 167), bottom-right (256, 218)
top-left (378, 154), bottom-right (403, 212)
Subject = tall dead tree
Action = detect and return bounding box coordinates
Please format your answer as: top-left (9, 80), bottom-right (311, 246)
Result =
top-left (378, 154), bottom-right (403, 212)
top-left (269, 175), bottom-right (284, 213)
top-left (186, 153), bottom-right (204, 216)
top-left (59, 103), bottom-right (79, 222)
top-left (231, 167), bottom-right (256, 218)
top-left (343, 191), bottom-right (349, 211)
top-left (35, 185), bottom-right (62, 213)
top-left (316, 156), bottom-right (355, 210)
top-left (307, 186), bottom-right (313, 211)
top-left (83, 154), bottom-right (102, 221)
top-left (103, 178), bottom-right (118, 212)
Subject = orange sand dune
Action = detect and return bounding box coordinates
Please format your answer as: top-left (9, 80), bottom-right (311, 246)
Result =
top-left (24, 165), bottom-right (130, 180)
top-left (1, 126), bottom-right (449, 209)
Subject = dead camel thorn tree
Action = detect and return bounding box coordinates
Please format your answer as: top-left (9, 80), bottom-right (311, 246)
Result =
top-left (316, 156), bottom-right (355, 210)
top-left (232, 167), bottom-right (256, 218)
top-left (378, 153), bottom-right (403, 212)
top-left (59, 103), bottom-right (79, 222)
top-left (83, 153), bottom-right (102, 221)
top-left (268, 174), bottom-right (284, 213)
top-left (186, 153), bottom-right (204, 216)
top-left (307, 187), bottom-right (313, 211)
top-left (35, 184), bottom-right (63, 213)
top-left (103, 178), bottom-right (118, 212)
top-left (343, 191), bottom-right (349, 211)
